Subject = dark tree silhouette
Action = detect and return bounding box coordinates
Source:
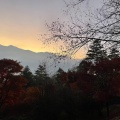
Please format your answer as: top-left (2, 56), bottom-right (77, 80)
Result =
top-left (108, 47), bottom-right (120, 59)
top-left (0, 59), bottom-right (27, 109)
top-left (44, 0), bottom-right (120, 57)
top-left (86, 40), bottom-right (107, 63)
top-left (34, 64), bottom-right (49, 86)
top-left (22, 66), bottom-right (34, 87)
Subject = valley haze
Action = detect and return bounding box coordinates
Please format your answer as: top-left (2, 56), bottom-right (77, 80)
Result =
top-left (0, 45), bottom-right (81, 75)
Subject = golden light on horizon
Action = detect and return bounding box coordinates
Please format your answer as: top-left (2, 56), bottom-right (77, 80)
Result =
top-left (0, 0), bottom-right (86, 59)
top-left (0, 38), bottom-right (56, 53)
top-left (0, 36), bottom-right (85, 59)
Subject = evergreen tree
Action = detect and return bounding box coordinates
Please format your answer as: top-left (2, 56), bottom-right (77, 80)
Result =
top-left (86, 40), bottom-right (107, 64)
top-left (56, 68), bottom-right (64, 76)
top-left (108, 47), bottom-right (120, 59)
top-left (34, 64), bottom-right (49, 86)
top-left (77, 60), bottom-right (92, 73)
top-left (55, 68), bottom-right (65, 83)
top-left (22, 66), bottom-right (34, 87)
top-left (77, 40), bottom-right (107, 74)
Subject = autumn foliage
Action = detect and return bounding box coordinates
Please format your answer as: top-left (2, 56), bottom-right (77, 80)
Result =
top-left (0, 56), bottom-right (120, 120)
top-left (0, 59), bottom-right (27, 109)
top-left (59, 58), bottom-right (120, 103)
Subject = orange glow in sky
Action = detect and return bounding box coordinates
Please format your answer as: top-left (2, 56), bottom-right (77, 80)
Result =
top-left (0, 0), bottom-right (87, 59)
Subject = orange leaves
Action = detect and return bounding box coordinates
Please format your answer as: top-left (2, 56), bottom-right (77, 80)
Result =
top-left (0, 59), bottom-right (28, 109)
top-left (23, 87), bottom-right (41, 104)
top-left (59, 70), bottom-right (95, 95)
top-left (58, 57), bottom-right (120, 103)
top-left (0, 59), bottom-right (23, 73)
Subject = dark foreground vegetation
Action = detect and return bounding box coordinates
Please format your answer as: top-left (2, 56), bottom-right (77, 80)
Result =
top-left (0, 40), bottom-right (120, 120)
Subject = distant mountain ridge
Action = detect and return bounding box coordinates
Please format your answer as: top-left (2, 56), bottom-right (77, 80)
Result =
top-left (0, 45), bottom-right (81, 75)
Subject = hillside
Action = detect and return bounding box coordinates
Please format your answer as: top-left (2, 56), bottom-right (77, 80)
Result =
top-left (0, 45), bottom-right (81, 75)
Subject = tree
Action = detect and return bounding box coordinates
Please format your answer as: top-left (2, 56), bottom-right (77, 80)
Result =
top-left (62, 57), bottom-right (120, 119)
top-left (23, 87), bottom-right (41, 104)
top-left (93, 58), bottom-right (120, 119)
top-left (86, 40), bottom-right (107, 63)
top-left (34, 64), bottom-right (49, 86)
top-left (54, 68), bottom-right (65, 84)
top-left (77, 39), bottom-right (107, 75)
top-left (22, 66), bottom-right (34, 87)
top-left (56, 68), bottom-right (65, 75)
top-left (44, 0), bottom-right (120, 57)
top-left (77, 60), bottom-right (92, 75)
top-left (34, 64), bottom-right (50, 96)
top-left (0, 59), bottom-right (27, 109)
top-left (108, 47), bottom-right (120, 59)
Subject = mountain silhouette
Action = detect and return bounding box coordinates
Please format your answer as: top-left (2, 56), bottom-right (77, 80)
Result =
top-left (0, 45), bottom-right (81, 75)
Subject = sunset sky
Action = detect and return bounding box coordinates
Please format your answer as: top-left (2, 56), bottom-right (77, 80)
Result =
top-left (0, 0), bottom-right (102, 59)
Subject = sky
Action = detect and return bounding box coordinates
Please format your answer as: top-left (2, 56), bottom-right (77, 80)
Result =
top-left (0, 0), bottom-right (103, 59)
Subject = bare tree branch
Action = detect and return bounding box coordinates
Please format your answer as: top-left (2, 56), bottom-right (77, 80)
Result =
top-left (43, 0), bottom-right (120, 57)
